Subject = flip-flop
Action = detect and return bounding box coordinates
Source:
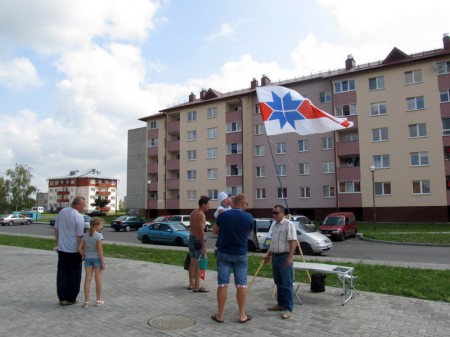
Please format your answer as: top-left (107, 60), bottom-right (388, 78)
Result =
top-left (187, 286), bottom-right (194, 290)
top-left (239, 314), bottom-right (252, 324)
top-left (211, 314), bottom-right (224, 323)
top-left (193, 287), bottom-right (209, 293)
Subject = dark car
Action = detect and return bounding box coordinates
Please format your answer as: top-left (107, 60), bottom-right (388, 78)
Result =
top-left (86, 210), bottom-right (106, 216)
top-left (137, 221), bottom-right (190, 246)
top-left (111, 215), bottom-right (146, 232)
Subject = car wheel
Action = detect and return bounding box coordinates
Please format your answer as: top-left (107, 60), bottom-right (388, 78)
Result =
top-left (247, 240), bottom-right (256, 252)
top-left (114, 228), bottom-right (120, 232)
top-left (353, 229), bottom-right (358, 238)
top-left (142, 236), bottom-right (151, 244)
top-left (338, 233), bottom-right (345, 241)
top-left (9, 221), bottom-right (14, 226)
top-left (299, 242), bottom-right (313, 255)
top-left (125, 225), bottom-right (131, 232)
top-left (26, 220), bottom-right (31, 225)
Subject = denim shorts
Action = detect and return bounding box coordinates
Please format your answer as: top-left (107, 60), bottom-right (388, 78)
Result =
top-left (188, 236), bottom-right (202, 260)
top-left (216, 252), bottom-right (248, 288)
top-left (84, 257), bottom-right (101, 268)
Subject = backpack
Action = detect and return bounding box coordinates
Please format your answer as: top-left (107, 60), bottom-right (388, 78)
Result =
top-left (310, 273), bottom-right (326, 293)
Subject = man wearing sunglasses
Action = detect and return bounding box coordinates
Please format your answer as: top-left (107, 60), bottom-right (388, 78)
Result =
top-left (264, 205), bottom-right (297, 319)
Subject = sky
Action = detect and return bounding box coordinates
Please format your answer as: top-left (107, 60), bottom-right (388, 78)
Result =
top-left (0, 0), bottom-right (449, 202)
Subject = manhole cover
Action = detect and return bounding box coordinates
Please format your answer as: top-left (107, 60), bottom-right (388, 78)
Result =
top-left (148, 314), bottom-right (196, 330)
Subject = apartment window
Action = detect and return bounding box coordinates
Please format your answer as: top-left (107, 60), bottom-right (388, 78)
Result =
top-left (323, 185), bottom-right (335, 198)
top-left (255, 123), bottom-right (265, 135)
top-left (227, 143), bottom-right (242, 154)
top-left (276, 142), bottom-right (287, 154)
top-left (440, 90), bottom-right (450, 103)
top-left (148, 138), bottom-right (158, 147)
top-left (207, 107), bottom-right (218, 118)
top-left (276, 164), bottom-right (287, 176)
top-left (187, 150), bottom-right (197, 161)
top-left (443, 118), bottom-right (450, 136)
top-left (407, 96), bottom-right (425, 111)
top-left (256, 166), bottom-right (266, 178)
top-left (371, 102), bottom-right (387, 116)
top-left (226, 121), bottom-right (242, 133)
top-left (405, 69), bottom-right (422, 84)
top-left (299, 186), bottom-right (311, 198)
top-left (255, 145), bottom-right (265, 156)
top-left (277, 187), bottom-right (287, 199)
top-left (207, 127), bottom-right (218, 139)
top-left (187, 111), bottom-right (197, 122)
top-left (207, 168), bottom-right (218, 180)
top-left (208, 190), bottom-right (219, 200)
top-left (373, 155), bottom-right (390, 169)
top-left (256, 188), bottom-right (266, 199)
top-left (375, 182), bottom-right (391, 196)
top-left (437, 61), bottom-right (450, 75)
top-left (149, 120), bottom-right (158, 129)
top-left (187, 170), bottom-right (196, 181)
top-left (339, 181), bottom-right (361, 193)
top-left (207, 147), bottom-right (218, 159)
top-left (412, 180), bottom-right (430, 194)
top-left (409, 123), bottom-right (427, 138)
top-left (187, 190), bottom-right (197, 200)
top-left (322, 161), bottom-right (335, 174)
top-left (334, 79), bottom-right (355, 93)
top-left (187, 130), bottom-right (197, 141)
top-left (299, 163), bottom-right (310, 175)
top-left (227, 164), bottom-right (242, 176)
top-left (298, 139), bottom-right (309, 152)
top-left (254, 104), bottom-right (260, 114)
top-left (369, 76), bottom-right (385, 90)
top-left (335, 104), bottom-right (357, 117)
top-left (319, 90), bottom-right (332, 103)
top-left (372, 127), bottom-right (388, 142)
top-left (342, 132), bottom-right (359, 142)
top-left (322, 137), bottom-right (334, 150)
top-left (411, 151), bottom-right (429, 166)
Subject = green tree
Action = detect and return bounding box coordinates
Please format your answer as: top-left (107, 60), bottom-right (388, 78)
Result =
top-left (6, 164), bottom-right (37, 211)
top-left (90, 196), bottom-right (110, 211)
top-left (0, 174), bottom-right (10, 212)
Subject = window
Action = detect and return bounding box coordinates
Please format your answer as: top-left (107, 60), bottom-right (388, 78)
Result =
top-left (298, 139), bottom-right (309, 152)
top-left (375, 182), bottom-right (391, 196)
top-left (322, 137), bottom-right (334, 150)
top-left (227, 164), bottom-right (242, 176)
top-left (187, 170), bottom-right (196, 180)
top-left (254, 104), bottom-right (260, 114)
top-left (373, 155), bottom-right (390, 168)
top-left (187, 130), bottom-right (197, 141)
top-left (411, 151), bottom-right (429, 166)
top-left (226, 121), bottom-right (241, 133)
top-left (440, 90), bottom-right (450, 103)
top-left (207, 168), bottom-right (218, 180)
top-left (207, 127), bottom-right (218, 139)
top-left (372, 127), bottom-right (388, 142)
top-left (335, 79), bottom-right (355, 93)
top-left (276, 164), bottom-right (287, 176)
top-left (256, 188), bottom-right (266, 199)
top-left (342, 132), bottom-right (359, 142)
top-left (339, 181), bottom-right (361, 193)
top-left (341, 156), bottom-right (359, 167)
top-left (207, 107), bottom-right (217, 118)
top-left (405, 69), bottom-right (422, 84)
top-left (187, 190), bottom-right (196, 200)
top-left (149, 121), bottom-right (158, 129)
top-left (369, 76), bottom-right (385, 90)
top-left (319, 90), bottom-right (332, 103)
top-left (255, 145), bottom-right (265, 156)
top-left (208, 190), bottom-right (219, 200)
top-left (444, 118), bottom-right (450, 136)
top-left (322, 161), bottom-right (335, 174)
top-left (371, 102), bottom-right (387, 116)
top-left (412, 180), bottom-right (430, 194)
top-left (437, 61), bottom-right (450, 75)
top-left (299, 163), bottom-right (310, 175)
top-left (409, 123), bottom-right (427, 138)
top-left (187, 111), bottom-right (197, 122)
top-left (335, 104), bottom-right (357, 117)
top-left (323, 185), bottom-right (335, 198)
top-left (187, 150), bottom-right (197, 161)
top-left (407, 96), bottom-right (425, 111)
top-left (276, 142), bottom-right (286, 154)
top-left (299, 186), bottom-right (311, 198)
top-left (255, 124), bottom-right (265, 135)
top-left (256, 166), bottom-right (266, 178)
top-left (277, 187), bottom-right (287, 199)
top-left (207, 147), bottom-right (218, 159)
top-left (227, 143), bottom-right (242, 154)
top-left (148, 138), bottom-right (158, 147)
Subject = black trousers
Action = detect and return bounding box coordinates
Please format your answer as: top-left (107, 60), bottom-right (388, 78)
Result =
top-left (57, 251), bottom-right (82, 302)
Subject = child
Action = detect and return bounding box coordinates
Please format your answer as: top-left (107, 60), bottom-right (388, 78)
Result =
top-left (78, 217), bottom-right (105, 308)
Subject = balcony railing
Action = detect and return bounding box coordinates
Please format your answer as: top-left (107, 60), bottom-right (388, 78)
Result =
top-left (56, 191), bottom-right (70, 195)
top-left (57, 198), bottom-right (70, 203)
top-left (96, 191), bottom-right (111, 196)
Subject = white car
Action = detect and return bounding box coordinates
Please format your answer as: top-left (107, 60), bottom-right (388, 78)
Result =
top-left (167, 215), bottom-right (211, 232)
top-left (0, 214), bottom-right (33, 226)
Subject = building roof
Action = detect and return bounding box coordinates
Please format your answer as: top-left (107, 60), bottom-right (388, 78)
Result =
top-left (48, 168), bottom-right (118, 181)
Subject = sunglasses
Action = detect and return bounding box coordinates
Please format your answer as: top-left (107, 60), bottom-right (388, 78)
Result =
top-left (272, 211), bottom-right (280, 215)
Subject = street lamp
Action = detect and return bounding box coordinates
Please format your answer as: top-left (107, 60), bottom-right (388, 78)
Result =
top-left (369, 166), bottom-right (377, 230)
top-left (146, 180), bottom-right (151, 218)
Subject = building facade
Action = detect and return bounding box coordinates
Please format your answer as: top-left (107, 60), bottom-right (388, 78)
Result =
top-left (132, 34), bottom-right (450, 222)
top-left (47, 168), bottom-right (119, 213)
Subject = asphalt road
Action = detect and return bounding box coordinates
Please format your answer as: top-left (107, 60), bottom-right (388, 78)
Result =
top-left (1, 222), bottom-right (449, 266)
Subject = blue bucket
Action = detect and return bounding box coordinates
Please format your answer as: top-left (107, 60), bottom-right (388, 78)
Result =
top-left (199, 255), bottom-right (208, 270)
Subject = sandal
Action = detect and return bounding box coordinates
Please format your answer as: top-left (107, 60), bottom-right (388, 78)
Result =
top-left (187, 285), bottom-right (195, 290)
top-left (82, 302), bottom-right (89, 308)
top-left (192, 287), bottom-right (209, 293)
top-left (96, 300), bottom-right (104, 307)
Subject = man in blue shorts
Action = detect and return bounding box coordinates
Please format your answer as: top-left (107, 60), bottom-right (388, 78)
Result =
top-left (211, 193), bottom-right (253, 324)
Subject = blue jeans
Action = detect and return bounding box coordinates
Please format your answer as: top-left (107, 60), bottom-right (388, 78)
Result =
top-left (272, 253), bottom-right (293, 312)
top-left (216, 252), bottom-right (248, 287)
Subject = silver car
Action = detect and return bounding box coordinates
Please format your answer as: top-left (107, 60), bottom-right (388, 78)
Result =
top-left (0, 214), bottom-right (33, 226)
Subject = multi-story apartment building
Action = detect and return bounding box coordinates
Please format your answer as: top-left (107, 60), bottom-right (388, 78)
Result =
top-left (132, 34), bottom-right (450, 222)
top-left (47, 168), bottom-right (119, 213)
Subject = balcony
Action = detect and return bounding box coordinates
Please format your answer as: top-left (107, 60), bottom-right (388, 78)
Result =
top-left (337, 166), bottom-right (361, 181)
top-left (147, 146), bottom-right (158, 156)
top-left (167, 140), bottom-right (180, 152)
top-left (57, 198), bottom-right (70, 203)
top-left (147, 163), bottom-right (158, 174)
top-left (57, 191), bottom-right (70, 195)
top-left (336, 140), bottom-right (360, 156)
top-left (96, 191), bottom-right (111, 196)
top-left (166, 159), bottom-right (180, 171)
top-left (148, 182), bottom-right (158, 191)
top-left (166, 179), bottom-right (179, 190)
top-left (167, 120), bottom-right (180, 134)
top-left (148, 200), bottom-right (158, 209)
top-left (337, 193), bottom-right (362, 207)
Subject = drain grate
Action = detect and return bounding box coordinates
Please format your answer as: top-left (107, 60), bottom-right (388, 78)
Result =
top-left (148, 314), bottom-right (196, 330)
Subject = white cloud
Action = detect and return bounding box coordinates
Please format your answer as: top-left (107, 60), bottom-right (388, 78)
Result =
top-left (0, 58), bottom-right (41, 89)
top-left (205, 23), bottom-right (234, 41)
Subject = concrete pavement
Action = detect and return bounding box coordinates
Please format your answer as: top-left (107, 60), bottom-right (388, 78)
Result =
top-left (1, 245), bottom-right (450, 337)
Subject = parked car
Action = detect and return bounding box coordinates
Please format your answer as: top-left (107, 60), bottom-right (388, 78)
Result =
top-left (167, 215), bottom-right (211, 232)
top-left (319, 212), bottom-right (358, 241)
top-left (0, 214), bottom-right (33, 226)
top-left (289, 215), bottom-right (316, 231)
top-left (31, 207), bottom-right (44, 213)
top-left (86, 210), bottom-right (106, 217)
top-left (143, 215), bottom-right (172, 226)
top-left (248, 218), bottom-right (273, 251)
top-left (137, 221), bottom-right (190, 246)
top-left (49, 215), bottom-right (92, 231)
top-left (111, 215), bottom-right (146, 232)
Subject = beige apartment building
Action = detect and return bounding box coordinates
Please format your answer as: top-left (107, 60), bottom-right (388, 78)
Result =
top-left (132, 34), bottom-right (450, 222)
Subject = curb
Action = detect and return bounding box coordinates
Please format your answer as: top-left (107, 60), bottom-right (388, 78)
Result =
top-left (358, 233), bottom-right (450, 247)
